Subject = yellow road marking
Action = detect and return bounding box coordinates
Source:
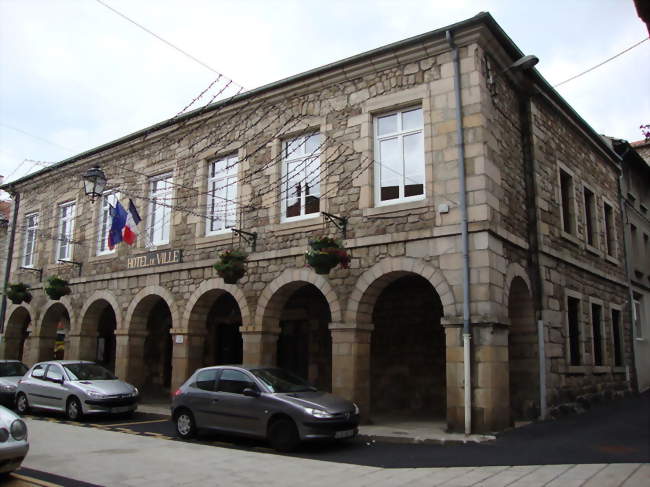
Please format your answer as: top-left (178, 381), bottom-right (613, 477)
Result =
top-left (10, 472), bottom-right (63, 487)
top-left (101, 418), bottom-right (169, 427)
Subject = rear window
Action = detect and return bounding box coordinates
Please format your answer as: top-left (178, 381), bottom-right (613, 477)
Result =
top-left (195, 369), bottom-right (219, 391)
top-left (0, 362), bottom-right (28, 377)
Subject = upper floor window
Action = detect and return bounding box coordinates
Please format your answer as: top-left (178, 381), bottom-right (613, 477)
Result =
top-left (633, 297), bottom-right (644, 339)
top-left (583, 187), bottom-right (596, 248)
top-left (603, 202), bottom-right (615, 258)
top-left (374, 107), bottom-right (424, 205)
top-left (282, 133), bottom-right (320, 221)
top-left (97, 192), bottom-right (119, 255)
top-left (559, 168), bottom-right (575, 235)
top-left (23, 212), bottom-right (38, 267)
top-left (148, 174), bottom-right (173, 246)
top-left (57, 201), bottom-right (75, 261)
top-left (207, 155), bottom-right (238, 235)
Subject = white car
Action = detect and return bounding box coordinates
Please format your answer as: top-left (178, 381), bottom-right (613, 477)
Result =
top-left (0, 405), bottom-right (28, 475)
top-left (0, 361), bottom-right (28, 408)
top-left (15, 361), bottom-right (139, 420)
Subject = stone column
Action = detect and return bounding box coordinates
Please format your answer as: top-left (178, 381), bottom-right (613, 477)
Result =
top-left (114, 330), bottom-right (147, 388)
top-left (241, 326), bottom-right (279, 366)
top-left (170, 329), bottom-right (206, 394)
top-left (27, 334), bottom-right (56, 363)
top-left (329, 322), bottom-right (372, 421)
top-left (444, 321), bottom-right (510, 433)
top-left (65, 334), bottom-right (97, 361)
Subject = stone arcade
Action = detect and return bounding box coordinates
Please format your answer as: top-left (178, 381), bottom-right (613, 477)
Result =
top-left (0, 13), bottom-right (633, 433)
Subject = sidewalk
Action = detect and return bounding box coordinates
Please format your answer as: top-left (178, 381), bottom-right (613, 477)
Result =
top-left (137, 402), bottom-right (494, 445)
top-left (21, 419), bottom-right (650, 487)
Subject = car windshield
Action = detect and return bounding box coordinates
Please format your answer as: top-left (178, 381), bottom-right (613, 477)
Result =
top-left (63, 363), bottom-right (116, 381)
top-left (0, 362), bottom-right (28, 377)
top-left (250, 368), bottom-right (317, 393)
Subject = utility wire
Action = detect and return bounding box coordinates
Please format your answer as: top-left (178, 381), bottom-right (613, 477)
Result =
top-left (0, 122), bottom-right (75, 151)
top-left (94, 0), bottom-right (245, 91)
top-left (554, 37), bottom-right (649, 88)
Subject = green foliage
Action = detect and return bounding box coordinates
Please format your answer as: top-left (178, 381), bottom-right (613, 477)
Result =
top-left (44, 276), bottom-right (71, 301)
top-left (305, 237), bottom-right (351, 274)
top-left (4, 283), bottom-right (32, 305)
top-left (213, 249), bottom-right (248, 284)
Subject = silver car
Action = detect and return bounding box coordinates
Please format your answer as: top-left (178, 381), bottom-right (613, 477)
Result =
top-left (0, 405), bottom-right (28, 475)
top-left (15, 360), bottom-right (139, 420)
top-left (0, 361), bottom-right (28, 408)
top-left (172, 365), bottom-right (359, 451)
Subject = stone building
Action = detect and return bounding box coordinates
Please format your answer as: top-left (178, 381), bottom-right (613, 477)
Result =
top-left (617, 138), bottom-right (650, 392)
top-left (0, 13), bottom-right (633, 433)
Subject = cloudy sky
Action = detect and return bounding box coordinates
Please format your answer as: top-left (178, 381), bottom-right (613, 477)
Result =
top-left (1, 0), bottom-right (648, 186)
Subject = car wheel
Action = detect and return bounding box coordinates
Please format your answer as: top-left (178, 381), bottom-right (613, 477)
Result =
top-left (16, 393), bottom-right (29, 415)
top-left (175, 409), bottom-right (196, 439)
top-left (268, 418), bottom-right (300, 452)
top-left (66, 397), bottom-right (83, 421)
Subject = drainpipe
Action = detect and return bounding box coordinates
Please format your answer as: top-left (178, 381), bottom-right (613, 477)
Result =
top-left (446, 30), bottom-right (472, 435)
top-left (517, 91), bottom-right (547, 419)
top-left (0, 190), bottom-right (19, 335)
top-left (618, 170), bottom-right (637, 392)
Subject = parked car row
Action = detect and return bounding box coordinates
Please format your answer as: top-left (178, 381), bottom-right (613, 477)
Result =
top-left (1, 360), bottom-right (359, 453)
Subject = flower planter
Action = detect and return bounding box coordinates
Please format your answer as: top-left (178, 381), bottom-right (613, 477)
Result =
top-left (305, 237), bottom-right (351, 275)
top-left (5, 283), bottom-right (32, 305)
top-left (45, 277), bottom-right (71, 301)
top-left (214, 249), bottom-right (248, 284)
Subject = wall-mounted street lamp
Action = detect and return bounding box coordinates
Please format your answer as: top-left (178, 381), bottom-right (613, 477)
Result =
top-left (82, 166), bottom-right (107, 203)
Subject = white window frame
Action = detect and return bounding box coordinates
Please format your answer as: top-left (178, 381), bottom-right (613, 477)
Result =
top-left (23, 212), bottom-right (39, 267)
top-left (57, 201), bottom-right (76, 261)
top-left (374, 106), bottom-right (425, 207)
top-left (582, 184), bottom-right (598, 250)
top-left (633, 298), bottom-right (644, 339)
top-left (206, 155), bottom-right (238, 235)
top-left (602, 200), bottom-right (616, 259)
top-left (97, 191), bottom-right (120, 255)
top-left (148, 173), bottom-right (173, 246)
top-left (281, 133), bottom-right (321, 222)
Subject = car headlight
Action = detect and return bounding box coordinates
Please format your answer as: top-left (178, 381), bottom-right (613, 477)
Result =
top-left (304, 407), bottom-right (335, 419)
top-left (352, 403), bottom-right (359, 415)
top-left (131, 387), bottom-right (139, 397)
top-left (0, 383), bottom-right (15, 393)
top-left (0, 428), bottom-right (8, 442)
top-left (10, 419), bottom-right (27, 441)
top-left (86, 390), bottom-right (105, 398)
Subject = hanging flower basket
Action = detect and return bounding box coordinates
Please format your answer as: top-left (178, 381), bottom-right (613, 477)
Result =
top-left (44, 276), bottom-right (71, 301)
top-left (213, 249), bottom-right (248, 284)
top-left (305, 237), bottom-right (351, 275)
top-left (4, 283), bottom-right (32, 305)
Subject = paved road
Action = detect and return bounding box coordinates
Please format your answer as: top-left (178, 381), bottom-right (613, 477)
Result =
top-left (16, 391), bottom-right (649, 468)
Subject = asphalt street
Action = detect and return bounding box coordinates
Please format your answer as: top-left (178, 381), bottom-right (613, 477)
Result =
top-left (14, 391), bottom-right (649, 469)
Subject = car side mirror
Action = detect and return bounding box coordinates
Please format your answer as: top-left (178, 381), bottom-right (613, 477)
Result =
top-left (243, 387), bottom-right (260, 398)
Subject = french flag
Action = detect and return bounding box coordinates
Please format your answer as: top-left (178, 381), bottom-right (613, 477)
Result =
top-left (108, 201), bottom-right (127, 250)
top-left (123, 199), bottom-right (141, 245)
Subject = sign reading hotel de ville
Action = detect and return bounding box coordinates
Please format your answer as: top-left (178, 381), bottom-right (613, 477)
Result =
top-left (127, 249), bottom-right (182, 270)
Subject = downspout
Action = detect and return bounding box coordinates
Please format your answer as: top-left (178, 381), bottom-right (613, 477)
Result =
top-left (518, 91), bottom-right (547, 419)
top-left (0, 190), bottom-right (20, 335)
top-left (446, 30), bottom-right (472, 435)
top-left (618, 171), bottom-right (637, 392)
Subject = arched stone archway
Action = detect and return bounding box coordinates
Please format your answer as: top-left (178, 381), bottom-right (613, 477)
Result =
top-left (336, 257), bottom-right (454, 418)
top-left (118, 287), bottom-right (178, 395)
top-left (72, 292), bottom-right (121, 371)
top-left (2, 306), bottom-right (34, 363)
top-left (34, 301), bottom-right (73, 363)
top-left (178, 279), bottom-right (250, 387)
top-left (507, 274), bottom-right (539, 422)
top-left (252, 269), bottom-right (339, 390)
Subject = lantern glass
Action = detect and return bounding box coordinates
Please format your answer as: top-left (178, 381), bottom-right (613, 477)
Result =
top-left (83, 166), bottom-right (107, 201)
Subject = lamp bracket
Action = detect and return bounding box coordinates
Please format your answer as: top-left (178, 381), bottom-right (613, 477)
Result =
top-left (322, 212), bottom-right (348, 238)
top-left (19, 267), bottom-right (43, 281)
top-left (231, 228), bottom-right (257, 252)
top-left (58, 260), bottom-right (82, 277)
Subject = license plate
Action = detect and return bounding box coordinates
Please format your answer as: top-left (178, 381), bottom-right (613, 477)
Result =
top-left (111, 406), bottom-right (130, 413)
top-left (335, 429), bottom-right (354, 439)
